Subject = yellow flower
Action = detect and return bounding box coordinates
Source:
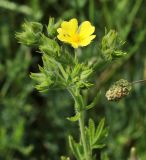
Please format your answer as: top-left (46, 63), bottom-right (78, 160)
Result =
top-left (57, 18), bottom-right (96, 48)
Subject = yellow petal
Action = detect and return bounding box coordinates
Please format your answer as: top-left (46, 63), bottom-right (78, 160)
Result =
top-left (57, 34), bottom-right (70, 42)
top-left (79, 35), bottom-right (96, 46)
top-left (57, 28), bottom-right (62, 34)
top-left (57, 28), bottom-right (67, 38)
top-left (71, 42), bottom-right (79, 48)
top-left (79, 21), bottom-right (95, 39)
top-left (61, 18), bottom-right (78, 36)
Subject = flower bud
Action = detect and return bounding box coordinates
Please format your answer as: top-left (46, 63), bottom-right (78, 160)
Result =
top-left (101, 29), bottom-right (126, 61)
top-left (16, 21), bottom-right (43, 46)
top-left (47, 18), bottom-right (62, 37)
top-left (105, 79), bottom-right (132, 101)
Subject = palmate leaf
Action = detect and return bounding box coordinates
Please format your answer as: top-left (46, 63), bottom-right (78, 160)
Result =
top-left (87, 118), bottom-right (108, 150)
top-left (68, 135), bottom-right (84, 160)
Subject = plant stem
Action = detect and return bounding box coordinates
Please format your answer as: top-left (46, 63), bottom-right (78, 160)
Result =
top-left (132, 79), bottom-right (146, 85)
top-left (69, 88), bottom-right (91, 160)
top-left (79, 110), bottom-right (90, 160)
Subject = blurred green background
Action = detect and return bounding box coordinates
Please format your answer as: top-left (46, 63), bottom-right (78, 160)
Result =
top-left (0, 0), bottom-right (146, 159)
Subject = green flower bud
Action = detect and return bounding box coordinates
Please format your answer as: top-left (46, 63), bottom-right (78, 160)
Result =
top-left (105, 79), bottom-right (132, 101)
top-left (47, 18), bottom-right (62, 37)
top-left (16, 21), bottom-right (43, 46)
top-left (101, 29), bottom-right (127, 61)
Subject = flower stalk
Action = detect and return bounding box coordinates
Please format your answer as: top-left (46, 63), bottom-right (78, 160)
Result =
top-left (132, 79), bottom-right (146, 85)
top-left (79, 111), bottom-right (90, 160)
top-left (69, 88), bottom-right (91, 160)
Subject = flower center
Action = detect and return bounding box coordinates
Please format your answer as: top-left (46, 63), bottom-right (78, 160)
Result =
top-left (72, 34), bottom-right (80, 43)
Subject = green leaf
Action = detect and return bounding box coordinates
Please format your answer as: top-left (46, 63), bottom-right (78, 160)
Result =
top-left (86, 93), bottom-right (100, 110)
top-left (68, 135), bottom-right (84, 160)
top-left (94, 118), bottom-right (106, 144)
top-left (39, 35), bottom-right (60, 57)
top-left (101, 153), bottom-right (110, 160)
top-left (86, 118), bottom-right (108, 150)
top-left (88, 119), bottom-right (95, 146)
top-left (92, 144), bottom-right (105, 149)
top-left (67, 112), bottom-right (80, 122)
top-left (80, 68), bottom-right (93, 80)
top-left (16, 145), bottom-right (34, 156)
top-left (60, 156), bottom-right (70, 160)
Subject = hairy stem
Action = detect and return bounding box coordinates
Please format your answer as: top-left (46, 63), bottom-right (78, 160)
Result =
top-left (69, 88), bottom-right (91, 160)
top-left (132, 79), bottom-right (146, 85)
top-left (79, 110), bottom-right (90, 160)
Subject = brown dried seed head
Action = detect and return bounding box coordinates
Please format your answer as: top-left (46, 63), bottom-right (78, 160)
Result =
top-left (105, 79), bottom-right (132, 101)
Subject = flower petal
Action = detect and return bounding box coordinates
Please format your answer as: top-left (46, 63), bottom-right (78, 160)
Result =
top-left (57, 28), bottom-right (62, 34)
top-left (79, 21), bottom-right (95, 39)
top-left (61, 18), bottom-right (78, 36)
top-left (79, 35), bottom-right (96, 46)
top-left (57, 34), bottom-right (70, 42)
top-left (71, 42), bottom-right (79, 48)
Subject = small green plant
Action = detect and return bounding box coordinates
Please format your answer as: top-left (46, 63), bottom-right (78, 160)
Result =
top-left (16, 18), bottom-right (128, 160)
